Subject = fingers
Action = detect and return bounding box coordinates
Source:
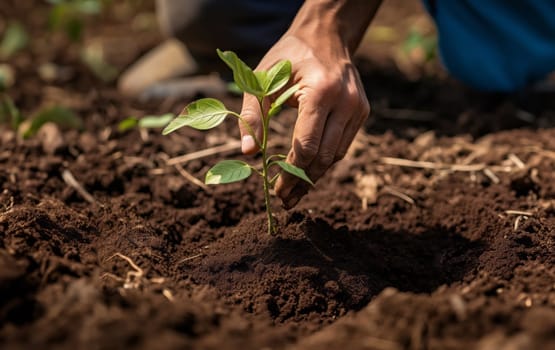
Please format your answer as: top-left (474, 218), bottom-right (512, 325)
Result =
top-left (275, 86), bottom-right (332, 204)
top-left (277, 111), bottom-right (346, 209)
top-left (276, 69), bottom-right (370, 209)
top-left (239, 93), bottom-right (264, 155)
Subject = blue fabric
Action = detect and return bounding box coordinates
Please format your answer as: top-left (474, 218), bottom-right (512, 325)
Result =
top-left (422, 0), bottom-right (555, 91)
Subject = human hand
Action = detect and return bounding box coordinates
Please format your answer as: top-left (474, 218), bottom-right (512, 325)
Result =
top-left (238, 33), bottom-right (370, 208)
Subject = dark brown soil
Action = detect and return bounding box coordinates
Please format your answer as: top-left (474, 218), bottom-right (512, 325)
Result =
top-left (1, 1), bottom-right (554, 349)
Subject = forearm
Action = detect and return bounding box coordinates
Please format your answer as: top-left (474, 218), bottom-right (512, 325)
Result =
top-left (286, 0), bottom-right (383, 55)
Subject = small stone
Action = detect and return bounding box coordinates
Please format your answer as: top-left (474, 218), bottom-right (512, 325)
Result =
top-left (0, 128), bottom-right (15, 145)
top-left (0, 64), bottom-right (15, 88)
top-left (78, 132), bottom-right (97, 153)
top-left (37, 122), bottom-right (65, 154)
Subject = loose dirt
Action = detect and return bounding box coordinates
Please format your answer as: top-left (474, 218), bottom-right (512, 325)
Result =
top-left (1, 1), bottom-right (554, 349)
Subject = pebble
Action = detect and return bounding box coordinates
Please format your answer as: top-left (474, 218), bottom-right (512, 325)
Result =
top-left (37, 122), bottom-right (65, 154)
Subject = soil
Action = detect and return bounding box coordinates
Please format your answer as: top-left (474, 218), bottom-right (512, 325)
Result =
top-left (1, 1), bottom-right (555, 349)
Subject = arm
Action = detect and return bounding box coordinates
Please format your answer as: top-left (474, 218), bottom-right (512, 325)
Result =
top-left (239, 0), bottom-right (382, 208)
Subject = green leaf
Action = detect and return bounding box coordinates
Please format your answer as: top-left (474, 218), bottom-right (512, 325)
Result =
top-left (0, 22), bottom-right (29, 59)
top-left (23, 106), bottom-right (82, 139)
top-left (48, 1), bottom-right (102, 41)
top-left (268, 84), bottom-right (300, 117)
top-left (118, 117), bottom-right (138, 132)
top-left (216, 49), bottom-right (263, 97)
top-left (263, 60), bottom-right (291, 95)
top-left (162, 98), bottom-right (230, 134)
top-left (402, 30), bottom-right (437, 62)
top-left (205, 160), bottom-right (252, 185)
top-left (80, 43), bottom-right (119, 82)
top-left (73, 0), bottom-right (102, 15)
top-left (227, 82), bottom-right (242, 96)
top-left (0, 64), bottom-right (15, 90)
top-left (46, 0), bottom-right (102, 14)
top-left (138, 113), bottom-right (174, 129)
top-left (254, 71), bottom-right (268, 88)
top-left (65, 18), bottom-right (84, 42)
top-left (0, 95), bottom-right (22, 130)
top-left (275, 161), bottom-right (314, 185)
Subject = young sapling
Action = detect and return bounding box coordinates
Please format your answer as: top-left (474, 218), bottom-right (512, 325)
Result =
top-left (163, 50), bottom-right (313, 235)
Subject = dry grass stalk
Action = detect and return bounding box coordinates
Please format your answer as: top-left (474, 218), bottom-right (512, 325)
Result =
top-left (174, 164), bottom-right (210, 191)
top-left (508, 153), bottom-right (526, 169)
top-left (167, 140), bottom-right (242, 165)
top-left (103, 253), bottom-right (166, 291)
top-left (167, 138), bottom-right (286, 165)
top-left (483, 168), bottom-right (500, 184)
top-left (61, 169), bottom-right (101, 206)
top-left (382, 186), bottom-right (415, 205)
top-left (382, 157), bottom-right (520, 176)
top-left (505, 210), bottom-right (534, 216)
top-left (513, 215), bottom-right (525, 231)
top-left (162, 289), bottom-right (175, 302)
top-left (381, 157), bottom-right (487, 172)
top-left (178, 253), bottom-right (204, 265)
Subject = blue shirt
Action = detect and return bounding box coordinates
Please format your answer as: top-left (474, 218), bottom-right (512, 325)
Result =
top-left (423, 0), bottom-right (555, 91)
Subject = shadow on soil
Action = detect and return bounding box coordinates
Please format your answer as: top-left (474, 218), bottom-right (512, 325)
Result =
top-left (263, 218), bottom-right (484, 298)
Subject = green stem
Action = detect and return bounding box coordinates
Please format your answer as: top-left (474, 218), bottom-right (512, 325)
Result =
top-left (258, 98), bottom-right (276, 235)
top-left (269, 172), bottom-right (280, 186)
top-left (265, 153), bottom-right (287, 165)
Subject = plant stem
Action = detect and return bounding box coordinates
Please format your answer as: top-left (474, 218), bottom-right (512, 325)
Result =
top-left (259, 98), bottom-right (276, 235)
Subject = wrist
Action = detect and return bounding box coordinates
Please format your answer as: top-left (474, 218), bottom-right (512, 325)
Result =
top-left (287, 0), bottom-right (382, 55)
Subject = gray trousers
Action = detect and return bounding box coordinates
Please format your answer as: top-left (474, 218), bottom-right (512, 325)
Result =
top-left (156, 0), bottom-right (302, 68)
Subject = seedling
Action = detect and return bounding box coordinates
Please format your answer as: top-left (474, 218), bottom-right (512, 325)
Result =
top-left (47, 0), bottom-right (103, 42)
top-left (163, 50), bottom-right (313, 235)
top-left (118, 113), bottom-right (175, 132)
top-left (0, 22), bottom-right (29, 59)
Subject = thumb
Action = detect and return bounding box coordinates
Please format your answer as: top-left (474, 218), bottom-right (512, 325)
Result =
top-left (239, 94), bottom-right (263, 155)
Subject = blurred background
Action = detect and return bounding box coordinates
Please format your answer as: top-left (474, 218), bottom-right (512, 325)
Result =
top-left (0, 0), bottom-right (441, 139)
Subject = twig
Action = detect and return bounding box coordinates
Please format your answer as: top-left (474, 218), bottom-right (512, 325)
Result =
top-left (508, 153), bottom-right (526, 169)
top-left (382, 186), bottom-right (415, 205)
top-left (174, 164), bottom-right (210, 191)
top-left (101, 272), bottom-right (124, 282)
top-left (162, 289), bottom-right (174, 302)
top-left (488, 165), bottom-right (516, 173)
top-left (525, 147), bottom-right (555, 160)
top-left (483, 168), bottom-right (500, 184)
top-left (178, 253), bottom-right (204, 265)
top-left (167, 140), bottom-right (242, 165)
top-left (305, 235), bottom-right (334, 263)
top-left (450, 164), bottom-right (488, 172)
top-left (167, 138), bottom-right (287, 165)
top-left (107, 253), bottom-right (143, 277)
top-left (530, 168), bottom-right (540, 183)
top-left (381, 157), bottom-right (486, 172)
top-left (61, 169), bottom-right (101, 206)
top-left (106, 253), bottom-right (144, 289)
top-left (514, 215), bottom-right (524, 231)
top-left (505, 210), bottom-right (533, 216)
top-left (381, 157), bottom-right (441, 170)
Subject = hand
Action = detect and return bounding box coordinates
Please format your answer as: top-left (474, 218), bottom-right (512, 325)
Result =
top-left (238, 33), bottom-right (370, 208)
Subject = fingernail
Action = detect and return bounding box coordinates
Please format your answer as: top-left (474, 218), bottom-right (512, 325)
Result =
top-left (241, 135), bottom-right (255, 153)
